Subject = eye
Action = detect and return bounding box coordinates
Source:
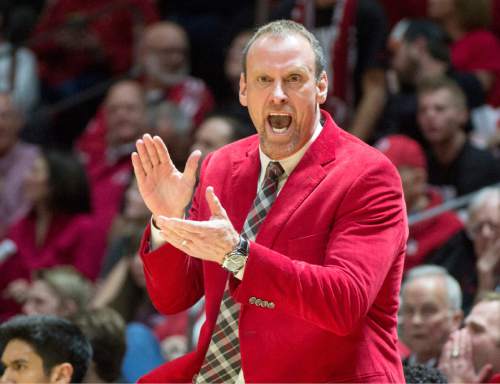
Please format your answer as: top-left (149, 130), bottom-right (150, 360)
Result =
top-left (257, 75), bottom-right (272, 84)
top-left (287, 74), bottom-right (302, 83)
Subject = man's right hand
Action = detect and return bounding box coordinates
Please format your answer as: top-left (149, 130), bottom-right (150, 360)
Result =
top-left (131, 134), bottom-right (201, 220)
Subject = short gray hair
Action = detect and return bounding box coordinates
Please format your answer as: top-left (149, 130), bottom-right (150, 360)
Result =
top-left (468, 186), bottom-right (500, 216)
top-left (401, 265), bottom-right (462, 311)
top-left (242, 19), bottom-right (326, 80)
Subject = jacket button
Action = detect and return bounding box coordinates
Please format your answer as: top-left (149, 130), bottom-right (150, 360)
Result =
top-left (249, 296), bottom-right (256, 304)
top-left (268, 302), bottom-right (275, 309)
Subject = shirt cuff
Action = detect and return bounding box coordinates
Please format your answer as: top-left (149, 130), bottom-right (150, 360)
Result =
top-left (150, 216), bottom-right (167, 251)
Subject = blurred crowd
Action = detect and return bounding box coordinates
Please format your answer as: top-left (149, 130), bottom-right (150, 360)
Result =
top-left (0, 0), bottom-right (499, 382)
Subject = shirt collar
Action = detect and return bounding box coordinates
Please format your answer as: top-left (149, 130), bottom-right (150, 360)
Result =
top-left (258, 112), bottom-right (323, 178)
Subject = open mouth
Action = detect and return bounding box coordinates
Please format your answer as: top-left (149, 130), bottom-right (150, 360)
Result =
top-left (267, 113), bottom-right (292, 133)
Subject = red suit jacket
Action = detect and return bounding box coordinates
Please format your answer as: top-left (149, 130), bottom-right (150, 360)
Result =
top-left (139, 111), bottom-right (407, 383)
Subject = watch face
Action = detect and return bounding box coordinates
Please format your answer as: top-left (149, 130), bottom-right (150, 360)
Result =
top-left (223, 252), bottom-right (246, 272)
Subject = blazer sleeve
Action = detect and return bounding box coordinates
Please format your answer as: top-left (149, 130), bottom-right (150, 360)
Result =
top-left (232, 159), bottom-right (407, 335)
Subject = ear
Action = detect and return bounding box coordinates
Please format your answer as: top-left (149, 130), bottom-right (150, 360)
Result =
top-left (451, 309), bottom-right (464, 330)
top-left (316, 71), bottom-right (328, 104)
top-left (50, 362), bottom-right (73, 384)
top-left (239, 73), bottom-right (248, 107)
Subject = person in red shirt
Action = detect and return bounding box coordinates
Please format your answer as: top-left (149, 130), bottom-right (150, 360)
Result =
top-left (0, 150), bottom-right (106, 320)
top-left (30, 0), bottom-right (158, 101)
top-left (375, 134), bottom-right (463, 271)
top-left (78, 80), bottom-right (148, 232)
top-left (428, 0), bottom-right (500, 107)
top-left (135, 21), bottom-right (214, 129)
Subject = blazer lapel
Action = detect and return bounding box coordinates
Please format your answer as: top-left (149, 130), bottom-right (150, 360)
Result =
top-left (255, 111), bottom-right (339, 248)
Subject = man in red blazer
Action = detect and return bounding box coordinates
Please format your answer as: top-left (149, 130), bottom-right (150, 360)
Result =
top-left (132, 20), bottom-right (407, 383)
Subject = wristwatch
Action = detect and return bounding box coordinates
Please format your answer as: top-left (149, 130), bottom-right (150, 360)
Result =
top-left (221, 235), bottom-right (249, 276)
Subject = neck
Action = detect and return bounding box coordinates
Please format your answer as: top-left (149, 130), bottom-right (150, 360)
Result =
top-left (417, 57), bottom-right (447, 83)
top-left (408, 193), bottom-right (429, 213)
top-left (431, 131), bottom-right (466, 166)
top-left (34, 203), bottom-right (52, 247)
top-left (443, 17), bottom-right (464, 41)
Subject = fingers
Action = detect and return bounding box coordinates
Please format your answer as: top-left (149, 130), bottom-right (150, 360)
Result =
top-left (157, 216), bottom-right (206, 235)
top-left (184, 150), bottom-right (201, 182)
top-left (143, 134), bottom-right (161, 166)
top-left (131, 152), bottom-right (145, 179)
top-left (152, 135), bottom-right (175, 168)
top-left (206, 186), bottom-right (228, 219)
top-left (136, 134), bottom-right (175, 173)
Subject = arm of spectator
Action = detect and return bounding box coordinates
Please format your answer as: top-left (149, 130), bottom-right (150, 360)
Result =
top-left (349, 68), bottom-right (386, 141)
top-left (90, 256), bottom-right (130, 309)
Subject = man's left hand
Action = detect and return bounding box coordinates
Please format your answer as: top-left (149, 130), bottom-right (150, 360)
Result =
top-left (156, 186), bottom-right (240, 264)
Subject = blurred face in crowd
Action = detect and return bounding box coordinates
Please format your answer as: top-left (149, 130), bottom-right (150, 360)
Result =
top-left (239, 33), bottom-right (328, 160)
top-left (417, 88), bottom-right (467, 145)
top-left (428, 0), bottom-right (456, 21)
top-left (191, 117), bottom-right (234, 160)
top-left (0, 94), bottom-right (23, 157)
top-left (0, 339), bottom-right (51, 384)
top-left (464, 300), bottom-right (500, 373)
top-left (397, 166), bottom-right (427, 211)
top-left (141, 22), bottom-right (189, 86)
top-left (105, 81), bottom-right (147, 147)
top-left (123, 179), bottom-right (149, 222)
top-left (225, 31), bottom-right (252, 93)
top-left (22, 280), bottom-right (66, 317)
top-left (391, 40), bottom-right (419, 85)
top-left (23, 155), bottom-right (50, 206)
top-left (400, 275), bottom-right (462, 363)
top-left (467, 193), bottom-right (500, 256)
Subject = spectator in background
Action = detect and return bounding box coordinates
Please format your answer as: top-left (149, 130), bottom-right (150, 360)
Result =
top-left (439, 292), bottom-right (500, 383)
top-left (0, 92), bottom-right (39, 237)
top-left (218, 29), bottom-right (253, 128)
top-left (0, 149), bottom-right (106, 320)
top-left (382, 19), bottom-right (485, 142)
top-left (191, 114), bottom-right (250, 163)
top-left (399, 265), bottom-right (463, 367)
top-left (0, 315), bottom-right (92, 384)
top-left (30, 0), bottom-right (158, 103)
top-left (428, 0), bottom-right (500, 107)
top-left (148, 100), bottom-right (193, 168)
top-left (0, 3), bottom-right (39, 114)
top-left (7, 149), bottom-right (105, 278)
top-left (78, 80), bottom-right (148, 232)
top-left (22, 266), bottom-right (93, 318)
top-left (417, 76), bottom-right (500, 199)
top-left (292, 0), bottom-right (389, 142)
top-left (72, 307), bottom-right (127, 383)
top-left (428, 186), bottom-right (500, 314)
top-left (136, 21), bottom-right (214, 129)
top-left (375, 134), bottom-right (463, 272)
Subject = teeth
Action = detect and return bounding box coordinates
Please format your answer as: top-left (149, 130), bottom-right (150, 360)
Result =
top-left (268, 113), bottom-right (291, 130)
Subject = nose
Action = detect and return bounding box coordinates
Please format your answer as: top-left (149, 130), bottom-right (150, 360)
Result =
top-left (270, 81), bottom-right (287, 104)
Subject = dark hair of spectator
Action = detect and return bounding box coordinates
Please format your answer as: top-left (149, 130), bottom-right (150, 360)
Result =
top-left (417, 76), bottom-right (467, 110)
top-left (71, 307), bottom-right (126, 383)
top-left (455, 0), bottom-right (492, 31)
top-left (44, 150), bottom-right (91, 214)
top-left (403, 20), bottom-right (450, 63)
top-left (0, 315), bottom-right (92, 383)
top-left (403, 362), bottom-right (448, 383)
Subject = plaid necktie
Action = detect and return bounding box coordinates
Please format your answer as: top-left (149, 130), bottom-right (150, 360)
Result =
top-left (196, 161), bottom-right (285, 383)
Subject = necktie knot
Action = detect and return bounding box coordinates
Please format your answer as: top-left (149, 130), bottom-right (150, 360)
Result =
top-left (265, 161), bottom-right (284, 182)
